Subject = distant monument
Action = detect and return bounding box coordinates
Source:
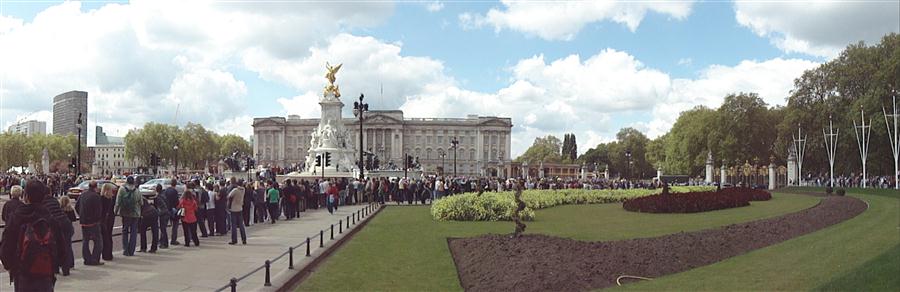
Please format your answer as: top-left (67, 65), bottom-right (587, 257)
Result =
top-left (282, 62), bottom-right (358, 179)
top-left (41, 148), bottom-right (50, 174)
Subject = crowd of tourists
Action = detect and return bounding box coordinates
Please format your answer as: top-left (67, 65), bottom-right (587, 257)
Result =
top-left (797, 174), bottom-right (897, 189)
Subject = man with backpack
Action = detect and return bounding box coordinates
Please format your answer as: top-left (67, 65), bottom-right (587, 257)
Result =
top-left (1, 179), bottom-right (66, 291)
top-left (41, 187), bottom-right (73, 276)
top-left (114, 176), bottom-right (142, 256)
top-left (138, 193), bottom-right (159, 253)
top-left (194, 180), bottom-right (210, 237)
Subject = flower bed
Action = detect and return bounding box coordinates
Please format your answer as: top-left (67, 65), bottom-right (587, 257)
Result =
top-left (430, 186), bottom-right (713, 221)
top-left (622, 187), bottom-right (772, 214)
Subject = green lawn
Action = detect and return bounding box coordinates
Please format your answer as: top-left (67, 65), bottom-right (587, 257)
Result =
top-left (616, 188), bottom-right (899, 291)
top-left (298, 192), bottom-right (821, 291)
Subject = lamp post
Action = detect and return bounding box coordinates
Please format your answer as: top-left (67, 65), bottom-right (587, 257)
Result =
top-left (76, 113), bottom-right (83, 177)
top-left (624, 150), bottom-right (632, 180)
top-left (450, 137), bottom-right (459, 178)
top-left (438, 149), bottom-right (446, 177)
top-left (353, 94), bottom-right (369, 181)
top-left (173, 144), bottom-right (179, 178)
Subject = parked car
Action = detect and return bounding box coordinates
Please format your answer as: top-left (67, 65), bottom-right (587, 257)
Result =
top-left (68, 180), bottom-right (117, 200)
top-left (139, 178), bottom-right (186, 198)
top-left (132, 174), bottom-right (155, 186)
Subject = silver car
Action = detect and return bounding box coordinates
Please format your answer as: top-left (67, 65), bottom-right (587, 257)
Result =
top-left (139, 178), bottom-right (186, 198)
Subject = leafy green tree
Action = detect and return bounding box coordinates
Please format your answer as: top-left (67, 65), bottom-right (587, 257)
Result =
top-left (217, 134), bottom-right (251, 158)
top-left (608, 128), bottom-right (653, 179)
top-left (515, 135), bottom-right (562, 164)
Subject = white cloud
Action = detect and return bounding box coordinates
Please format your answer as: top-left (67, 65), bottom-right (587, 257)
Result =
top-left (643, 58), bottom-right (820, 138)
top-left (735, 1), bottom-right (900, 58)
top-left (461, 0), bottom-right (694, 40)
top-left (426, 1), bottom-right (444, 13)
top-left (677, 58), bottom-right (692, 66)
top-left (0, 0), bottom-right (392, 142)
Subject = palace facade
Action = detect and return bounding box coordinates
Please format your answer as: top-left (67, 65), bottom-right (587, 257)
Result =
top-left (252, 110), bottom-right (513, 177)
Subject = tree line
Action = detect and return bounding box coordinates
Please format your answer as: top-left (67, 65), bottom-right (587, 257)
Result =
top-left (519, 33), bottom-right (900, 178)
top-left (0, 133), bottom-right (78, 172)
top-left (124, 122), bottom-right (251, 171)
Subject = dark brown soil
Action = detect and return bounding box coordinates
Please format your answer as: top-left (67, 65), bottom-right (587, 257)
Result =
top-left (448, 196), bottom-right (867, 292)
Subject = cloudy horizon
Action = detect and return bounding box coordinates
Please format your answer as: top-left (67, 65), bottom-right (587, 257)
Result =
top-left (1, 0), bottom-right (897, 156)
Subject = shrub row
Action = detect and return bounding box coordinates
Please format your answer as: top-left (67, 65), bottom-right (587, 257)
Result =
top-left (430, 186), bottom-right (714, 221)
top-left (622, 187), bottom-right (772, 214)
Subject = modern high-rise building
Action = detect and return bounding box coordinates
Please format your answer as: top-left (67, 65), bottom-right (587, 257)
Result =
top-left (52, 90), bottom-right (88, 145)
top-left (95, 126), bottom-right (124, 145)
top-left (7, 120), bottom-right (47, 136)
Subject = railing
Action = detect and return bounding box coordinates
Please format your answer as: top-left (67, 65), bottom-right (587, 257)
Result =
top-left (214, 202), bottom-right (382, 292)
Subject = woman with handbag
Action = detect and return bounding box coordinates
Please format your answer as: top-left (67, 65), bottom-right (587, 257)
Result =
top-left (178, 187), bottom-right (200, 247)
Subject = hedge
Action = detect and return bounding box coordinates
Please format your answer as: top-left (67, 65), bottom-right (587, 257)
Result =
top-left (430, 186), bottom-right (714, 221)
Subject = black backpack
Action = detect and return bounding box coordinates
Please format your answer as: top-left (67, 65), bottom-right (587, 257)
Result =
top-left (18, 218), bottom-right (57, 279)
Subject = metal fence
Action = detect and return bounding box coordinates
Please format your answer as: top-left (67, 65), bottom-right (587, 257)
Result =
top-left (214, 202), bottom-right (382, 292)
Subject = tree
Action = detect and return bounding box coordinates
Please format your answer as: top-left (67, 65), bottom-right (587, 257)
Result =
top-left (608, 128), bottom-right (653, 179)
top-left (578, 143), bottom-right (610, 170)
top-left (515, 135), bottom-right (562, 164)
top-left (217, 134), bottom-right (251, 158)
top-left (662, 106), bottom-right (719, 175)
top-left (775, 33), bottom-right (899, 176)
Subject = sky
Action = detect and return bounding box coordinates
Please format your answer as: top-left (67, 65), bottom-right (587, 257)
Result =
top-left (1, 0), bottom-right (898, 157)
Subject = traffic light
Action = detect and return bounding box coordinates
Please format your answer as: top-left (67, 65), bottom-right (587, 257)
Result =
top-left (70, 158), bottom-right (77, 169)
top-left (315, 154), bottom-right (322, 167)
top-left (150, 153), bottom-right (159, 167)
top-left (406, 155), bottom-right (413, 169)
top-left (324, 152), bottom-right (331, 166)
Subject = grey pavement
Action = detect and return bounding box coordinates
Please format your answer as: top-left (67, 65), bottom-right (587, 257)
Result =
top-left (0, 203), bottom-right (378, 292)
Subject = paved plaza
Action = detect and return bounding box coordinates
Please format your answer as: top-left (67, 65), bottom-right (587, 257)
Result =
top-left (0, 203), bottom-right (376, 292)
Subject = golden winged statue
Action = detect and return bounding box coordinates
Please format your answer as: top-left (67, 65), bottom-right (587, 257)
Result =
top-left (324, 62), bottom-right (343, 97)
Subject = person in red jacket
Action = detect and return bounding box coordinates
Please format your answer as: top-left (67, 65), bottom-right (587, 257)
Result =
top-left (178, 188), bottom-right (200, 247)
top-left (326, 181), bottom-right (339, 214)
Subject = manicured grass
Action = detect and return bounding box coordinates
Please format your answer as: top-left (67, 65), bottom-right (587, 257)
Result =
top-left (615, 188), bottom-right (899, 291)
top-left (298, 193), bottom-right (820, 291)
top-left (815, 244), bottom-right (900, 291)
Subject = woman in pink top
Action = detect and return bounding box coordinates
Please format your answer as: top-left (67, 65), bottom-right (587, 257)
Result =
top-left (178, 186), bottom-right (200, 247)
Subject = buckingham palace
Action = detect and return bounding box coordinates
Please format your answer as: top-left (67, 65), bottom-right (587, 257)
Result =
top-left (252, 110), bottom-right (513, 177)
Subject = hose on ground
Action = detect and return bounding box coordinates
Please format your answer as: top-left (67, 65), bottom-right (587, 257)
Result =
top-left (616, 275), bottom-right (654, 286)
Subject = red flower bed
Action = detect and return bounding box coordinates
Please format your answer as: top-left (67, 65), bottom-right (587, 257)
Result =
top-left (718, 187), bottom-right (772, 201)
top-left (623, 188), bottom-right (771, 213)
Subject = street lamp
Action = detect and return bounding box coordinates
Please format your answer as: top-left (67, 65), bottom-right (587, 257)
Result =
top-left (353, 94), bottom-right (369, 181)
top-left (624, 150), bottom-right (632, 180)
top-left (76, 113), bottom-right (83, 177)
top-left (450, 137), bottom-right (459, 178)
top-left (438, 149), bottom-right (446, 176)
top-left (173, 144), bottom-right (179, 178)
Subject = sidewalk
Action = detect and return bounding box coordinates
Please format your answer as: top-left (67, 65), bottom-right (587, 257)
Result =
top-left (43, 203), bottom-right (376, 291)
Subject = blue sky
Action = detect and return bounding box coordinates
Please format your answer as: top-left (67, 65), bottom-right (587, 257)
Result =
top-left (1, 1), bottom-right (897, 156)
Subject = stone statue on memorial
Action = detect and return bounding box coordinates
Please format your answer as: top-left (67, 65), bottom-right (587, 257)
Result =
top-left (324, 62), bottom-right (342, 98)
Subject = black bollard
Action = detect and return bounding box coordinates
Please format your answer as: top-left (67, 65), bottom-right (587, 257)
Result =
top-left (289, 247), bottom-right (294, 269)
top-left (346, 216), bottom-right (350, 228)
top-left (339, 220), bottom-right (343, 233)
top-left (331, 224), bottom-right (334, 239)
top-left (320, 230), bottom-right (324, 247)
top-left (264, 260), bottom-right (272, 286)
top-left (306, 237), bottom-right (311, 256)
top-left (230, 278), bottom-right (237, 292)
